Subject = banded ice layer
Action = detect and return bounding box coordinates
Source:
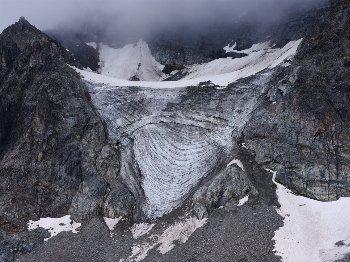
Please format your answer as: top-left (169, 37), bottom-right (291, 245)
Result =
top-left (83, 39), bottom-right (302, 219)
top-left (134, 123), bottom-right (232, 218)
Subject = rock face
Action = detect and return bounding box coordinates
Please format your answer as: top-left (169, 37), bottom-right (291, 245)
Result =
top-left (192, 164), bottom-right (257, 219)
top-left (148, 24), bottom-right (255, 65)
top-left (0, 18), bottom-right (129, 260)
top-left (242, 1), bottom-right (350, 200)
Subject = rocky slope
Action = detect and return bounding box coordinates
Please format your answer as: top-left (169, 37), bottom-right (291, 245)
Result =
top-left (0, 18), bottom-right (132, 261)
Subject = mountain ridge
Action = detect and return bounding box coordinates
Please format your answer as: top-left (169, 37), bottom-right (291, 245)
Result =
top-left (0, 1), bottom-right (350, 261)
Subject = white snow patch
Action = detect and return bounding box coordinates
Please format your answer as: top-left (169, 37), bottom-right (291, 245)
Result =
top-left (74, 39), bottom-right (302, 89)
top-left (157, 217), bottom-right (207, 254)
top-left (267, 169), bottom-right (350, 262)
top-left (223, 41), bottom-right (237, 53)
top-left (223, 41), bottom-right (271, 54)
top-left (86, 42), bottom-right (97, 49)
top-left (131, 223), bottom-right (155, 239)
top-left (237, 195), bottom-right (249, 206)
top-left (27, 215), bottom-right (81, 241)
top-left (227, 158), bottom-right (244, 171)
top-left (98, 40), bottom-right (164, 81)
top-left (128, 217), bottom-right (207, 261)
top-left (183, 40), bottom-right (300, 86)
top-left (104, 217), bottom-right (122, 232)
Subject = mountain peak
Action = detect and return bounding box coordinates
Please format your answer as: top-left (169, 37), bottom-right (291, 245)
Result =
top-left (10, 16), bottom-right (38, 33)
top-left (0, 17), bottom-right (79, 68)
top-left (18, 16), bottom-right (29, 24)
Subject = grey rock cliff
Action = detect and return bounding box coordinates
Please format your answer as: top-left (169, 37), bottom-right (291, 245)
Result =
top-left (0, 18), bottom-right (128, 261)
top-left (242, 1), bottom-right (350, 200)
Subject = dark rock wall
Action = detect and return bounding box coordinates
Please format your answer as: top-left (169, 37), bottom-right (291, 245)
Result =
top-left (0, 18), bottom-right (123, 230)
top-left (242, 0), bottom-right (350, 200)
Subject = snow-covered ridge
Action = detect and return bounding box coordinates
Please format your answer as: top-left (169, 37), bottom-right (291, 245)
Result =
top-left (75, 39), bottom-right (302, 89)
top-left (98, 39), bottom-right (164, 81)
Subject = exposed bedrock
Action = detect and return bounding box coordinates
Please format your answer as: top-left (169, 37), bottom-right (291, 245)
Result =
top-left (241, 1), bottom-right (350, 200)
top-left (0, 18), bottom-right (130, 260)
top-left (192, 164), bottom-right (258, 219)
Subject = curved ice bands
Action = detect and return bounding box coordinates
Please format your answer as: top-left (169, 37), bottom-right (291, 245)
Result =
top-left (134, 123), bottom-right (233, 218)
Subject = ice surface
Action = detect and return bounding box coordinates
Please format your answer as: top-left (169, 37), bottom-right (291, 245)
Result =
top-left (86, 63), bottom-right (270, 219)
top-left (134, 123), bottom-right (233, 218)
top-left (82, 40), bottom-right (300, 219)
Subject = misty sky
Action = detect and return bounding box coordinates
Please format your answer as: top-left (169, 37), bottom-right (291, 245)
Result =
top-left (0, 0), bottom-right (324, 34)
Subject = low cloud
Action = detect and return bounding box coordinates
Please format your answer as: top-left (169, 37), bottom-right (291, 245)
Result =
top-left (0, 0), bottom-right (324, 39)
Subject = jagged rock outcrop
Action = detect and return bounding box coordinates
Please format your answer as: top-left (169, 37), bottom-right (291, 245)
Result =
top-left (192, 164), bottom-right (257, 219)
top-left (242, 0), bottom-right (350, 200)
top-left (0, 18), bottom-right (129, 261)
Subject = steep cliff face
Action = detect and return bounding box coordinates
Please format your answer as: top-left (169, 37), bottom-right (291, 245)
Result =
top-left (0, 18), bottom-right (131, 260)
top-left (242, 0), bottom-right (350, 200)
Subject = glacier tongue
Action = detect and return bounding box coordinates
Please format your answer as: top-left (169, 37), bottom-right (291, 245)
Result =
top-left (82, 39), bottom-right (302, 219)
top-left (134, 123), bottom-right (233, 218)
top-left (86, 69), bottom-right (272, 219)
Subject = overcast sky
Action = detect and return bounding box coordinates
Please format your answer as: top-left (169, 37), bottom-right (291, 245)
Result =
top-left (0, 0), bottom-right (324, 34)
